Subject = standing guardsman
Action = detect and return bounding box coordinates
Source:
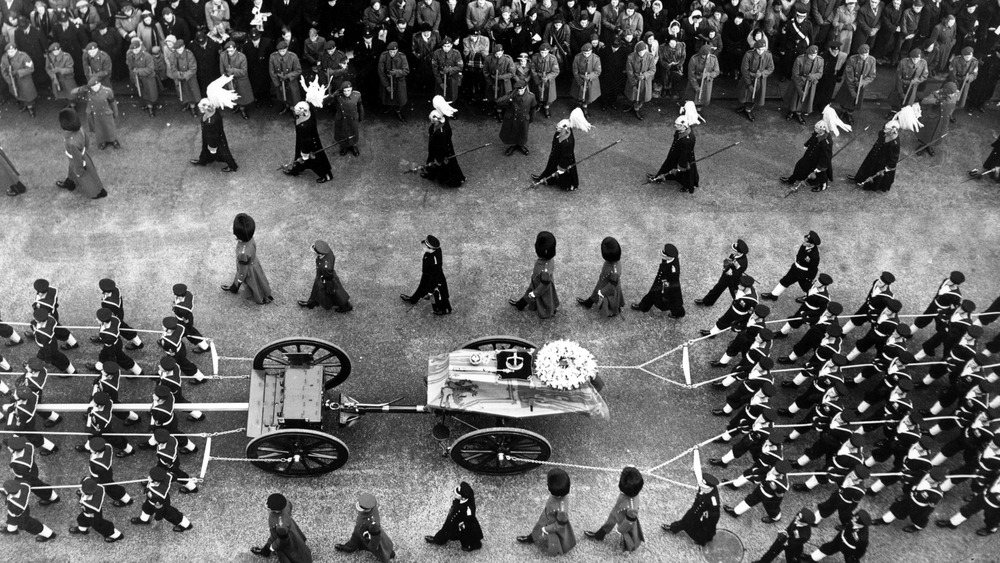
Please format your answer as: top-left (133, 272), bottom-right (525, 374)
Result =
top-left (170, 39), bottom-right (201, 116)
top-left (219, 40), bottom-right (254, 119)
top-left (431, 37), bottom-right (463, 103)
top-left (2, 42), bottom-right (38, 117)
top-left (126, 38), bottom-right (159, 117)
top-left (530, 44), bottom-right (559, 118)
top-left (46, 42), bottom-right (79, 109)
top-left (269, 40), bottom-right (302, 115)
top-left (378, 42), bottom-right (410, 121)
top-left (570, 42), bottom-right (601, 117)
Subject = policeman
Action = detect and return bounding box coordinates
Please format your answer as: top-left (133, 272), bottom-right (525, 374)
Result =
top-left (695, 238), bottom-right (749, 307)
top-left (84, 437), bottom-right (133, 506)
top-left (809, 509), bottom-right (869, 561)
top-left (751, 508), bottom-right (816, 563)
top-left (170, 284), bottom-right (211, 354)
top-left (700, 275), bottom-right (758, 337)
top-left (841, 271), bottom-right (896, 335)
top-left (6, 437), bottom-right (59, 504)
top-left (844, 298), bottom-right (902, 361)
top-left (69, 478), bottom-right (124, 542)
top-left (872, 467), bottom-right (947, 532)
top-left (335, 493), bottom-right (395, 561)
top-left (7, 386), bottom-right (59, 454)
top-left (153, 428), bottom-right (199, 494)
top-left (87, 308), bottom-right (142, 375)
top-left (1, 479), bottom-right (57, 541)
top-left (131, 466), bottom-right (193, 532)
top-left (724, 460), bottom-right (792, 523)
top-left (909, 271), bottom-right (964, 334)
top-left (663, 473), bottom-right (720, 545)
top-left (158, 317), bottom-right (207, 384)
top-left (937, 473), bottom-right (1000, 535)
top-left (772, 273), bottom-right (833, 339)
top-left (93, 278), bottom-right (143, 350)
top-left (761, 231), bottom-right (821, 302)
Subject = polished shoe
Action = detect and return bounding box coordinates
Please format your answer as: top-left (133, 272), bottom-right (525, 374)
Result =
top-left (869, 519), bottom-right (887, 527)
top-left (98, 143), bottom-right (109, 150)
top-left (112, 141), bottom-right (121, 149)
top-left (632, 109), bottom-right (643, 121)
top-left (508, 298), bottom-right (521, 307)
top-left (60, 341), bottom-right (79, 350)
top-left (425, 535), bottom-right (436, 543)
top-left (811, 183), bottom-right (828, 192)
top-left (400, 294), bottom-right (412, 302)
top-left (43, 418), bottom-right (62, 428)
top-left (351, 147), bottom-right (360, 156)
top-left (708, 457), bottom-right (728, 467)
top-left (112, 498), bottom-right (134, 507)
top-left (846, 174), bottom-right (856, 182)
top-left (576, 297), bottom-right (591, 308)
top-left (694, 299), bottom-right (706, 305)
top-left (297, 300), bottom-right (315, 308)
top-left (772, 332), bottom-right (788, 339)
top-left (1, 529), bottom-right (19, 536)
top-left (662, 523), bottom-right (679, 533)
top-left (317, 174), bottom-right (333, 184)
top-left (105, 534), bottom-right (123, 543)
top-left (6, 337), bottom-right (24, 346)
top-left (785, 112), bottom-right (793, 121)
top-left (747, 111), bottom-right (755, 122)
top-left (186, 413), bottom-right (204, 422)
top-left (173, 524), bottom-right (192, 532)
top-left (221, 284), bottom-right (238, 293)
top-left (240, 108), bottom-right (249, 120)
top-left (122, 416), bottom-right (140, 427)
top-left (792, 483), bottom-right (810, 492)
top-left (90, 335), bottom-right (103, 344)
top-left (903, 525), bottom-right (922, 533)
top-left (699, 329), bottom-right (712, 336)
top-left (74, 444), bottom-right (89, 453)
top-left (190, 159), bottom-right (203, 165)
top-left (432, 310), bottom-right (450, 315)
top-left (583, 530), bottom-right (603, 540)
top-left (936, 519), bottom-right (958, 529)
top-left (41, 445), bottom-right (58, 456)
top-left (794, 296), bottom-right (807, 304)
top-left (340, 147), bottom-right (349, 156)
top-left (977, 527), bottom-right (998, 536)
top-left (926, 146), bottom-right (935, 156)
top-left (723, 505), bottom-right (738, 518)
top-left (69, 526), bottom-right (89, 535)
top-left (178, 487), bottom-right (198, 494)
top-left (515, 535), bottom-right (533, 544)
top-left (761, 292), bottom-right (778, 301)
top-left (777, 356), bottom-right (794, 364)
top-left (530, 174), bottom-right (542, 182)
top-left (38, 496), bottom-right (60, 506)
top-left (396, 111), bottom-right (406, 122)
top-left (710, 361), bottom-right (727, 368)
top-left (130, 518), bottom-right (150, 526)
top-left (711, 381), bottom-right (726, 389)
top-left (278, 107), bottom-right (290, 115)
top-left (36, 532), bottom-right (56, 542)
top-left (518, 145), bottom-right (529, 155)
top-left (504, 146), bottom-right (517, 157)
top-left (222, 166), bottom-right (236, 173)
top-left (779, 177), bottom-right (793, 185)
top-left (630, 303), bottom-right (642, 311)
top-left (761, 515), bottom-right (781, 523)
top-left (795, 113), bottom-right (806, 124)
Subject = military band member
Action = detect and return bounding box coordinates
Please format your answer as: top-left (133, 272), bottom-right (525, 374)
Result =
top-left (126, 39), bottom-right (160, 117)
top-left (509, 231), bottom-right (559, 319)
top-left (56, 107), bottom-right (108, 198)
top-left (425, 482), bottom-right (483, 551)
top-left (7, 437), bottom-right (59, 499)
top-left (220, 40), bottom-right (253, 119)
top-left (624, 41), bottom-right (655, 120)
top-left (0, 143), bottom-right (27, 197)
top-left (701, 274), bottom-right (758, 337)
top-left (498, 80), bottom-right (537, 156)
top-left (697, 239), bottom-right (749, 307)
top-left (648, 110), bottom-right (699, 193)
top-left (378, 42), bottom-right (410, 121)
top-left (1, 479), bottom-right (57, 541)
top-left (937, 473), bottom-right (1000, 535)
top-left (46, 43), bottom-right (78, 107)
top-left (632, 243), bottom-right (684, 317)
top-left (725, 460), bottom-right (793, 523)
top-left (2, 43), bottom-right (38, 117)
top-left (762, 231), bottom-right (821, 302)
top-left (131, 466), bottom-right (193, 532)
top-left (886, 48), bottom-right (928, 114)
top-left (663, 473), bottom-right (719, 545)
top-left (570, 43), bottom-right (601, 117)
top-left (736, 41), bottom-right (774, 122)
top-left (269, 41), bottom-right (302, 114)
top-left (809, 509), bottom-right (870, 561)
top-left (835, 44), bottom-right (876, 124)
top-left (751, 508), bottom-right (817, 563)
top-left (284, 101), bottom-right (333, 183)
top-left (784, 45), bottom-right (824, 124)
top-left (70, 478), bottom-right (124, 542)
top-left (533, 108), bottom-right (590, 191)
top-left (84, 437), bottom-right (134, 506)
top-left (530, 44), bottom-right (559, 118)
top-left (401, 235), bottom-right (452, 315)
top-left (332, 82), bottom-right (363, 157)
top-left (335, 493), bottom-right (395, 561)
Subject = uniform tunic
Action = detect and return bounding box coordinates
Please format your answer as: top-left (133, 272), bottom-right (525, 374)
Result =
top-left (219, 50), bottom-right (254, 106)
top-left (538, 130), bottom-right (578, 190)
top-left (269, 51), bottom-right (302, 105)
top-left (430, 47), bottom-right (463, 100)
top-left (636, 258), bottom-right (684, 316)
top-left (126, 48), bottom-right (159, 103)
top-left (308, 241), bottom-right (352, 311)
top-left (522, 258), bottom-right (559, 319)
top-left (788, 133), bottom-right (833, 187)
top-left (738, 49), bottom-right (774, 106)
top-left (854, 131), bottom-right (899, 191)
top-left (529, 495), bottom-right (575, 549)
top-left (498, 89), bottom-right (537, 146)
top-left (63, 128), bottom-right (106, 198)
top-left (171, 49), bottom-right (201, 103)
top-left (233, 239), bottom-right (272, 304)
top-left (319, 49), bottom-right (350, 93)
top-left (377, 50), bottom-right (409, 107)
top-left (655, 131), bottom-right (698, 191)
top-left (482, 52), bottom-right (514, 102)
top-left (83, 49), bottom-right (113, 88)
top-left (77, 86), bottom-right (119, 144)
top-left (45, 51), bottom-right (77, 99)
top-left (835, 53), bottom-right (876, 111)
top-left (586, 260), bottom-right (624, 317)
top-left (332, 91), bottom-right (363, 149)
top-left (948, 56), bottom-right (978, 109)
top-left (597, 494), bottom-right (643, 550)
top-left (1, 51), bottom-right (37, 102)
top-left (341, 505), bottom-right (393, 562)
top-left (670, 487), bottom-right (719, 545)
top-left (784, 54), bottom-right (824, 113)
top-left (425, 120), bottom-right (465, 188)
top-left (288, 110), bottom-right (332, 178)
top-left (195, 110), bottom-right (238, 169)
top-left (624, 50), bottom-right (655, 104)
top-left (429, 498), bottom-right (483, 549)
top-left (529, 52), bottom-right (559, 105)
top-left (570, 52), bottom-right (601, 102)
top-left (886, 57), bottom-right (928, 108)
top-left (686, 53), bottom-right (720, 105)
top-left (917, 90), bottom-right (959, 148)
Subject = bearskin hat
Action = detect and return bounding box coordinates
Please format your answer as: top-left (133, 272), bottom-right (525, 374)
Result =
top-left (233, 213), bottom-right (256, 242)
top-left (618, 466), bottom-right (644, 497)
top-left (547, 468), bottom-right (571, 496)
top-left (601, 236), bottom-right (621, 262)
top-left (535, 231), bottom-right (557, 260)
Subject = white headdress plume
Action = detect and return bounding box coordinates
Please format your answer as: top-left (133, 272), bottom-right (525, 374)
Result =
top-left (891, 104), bottom-right (923, 132)
top-left (431, 95), bottom-right (456, 120)
top-left (301, 75), bottom-right (328, 108)
top-left (821, 105), bottom-right (851, 137)
top-left (676, 100), bottom-right (705, 127)
top-left (206, 75), bottom-right (239, 109)
top-left (561, 107), bottom-right (592, 132)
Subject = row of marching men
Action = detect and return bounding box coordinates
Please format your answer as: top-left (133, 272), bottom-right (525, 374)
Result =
top-left (0, 278), bottom-right (219, 542)
top-left (660, 233), bottom-right (1000, 560)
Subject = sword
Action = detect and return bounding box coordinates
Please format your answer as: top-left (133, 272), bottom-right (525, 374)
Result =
top-left (531, 139), bottom-right (622, 188)
top-left (965, 165), bottom-right (1000, 182)
top-left (644, 141), bottom-right (741, 184)
top-left (785, 126), bottom-right (868, 197)
top-left (405, 142), bottom-right (492, 174)
top-left (276, 135), bottom-right (356, 170)
top-left (860, 133), bottom-right (948, 186)
top-left (0, 147), bottom-right (19, 176)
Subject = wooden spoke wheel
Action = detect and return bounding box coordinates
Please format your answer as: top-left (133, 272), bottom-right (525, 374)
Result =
top-left (245, 429), bottom-right (349, 476)
top-left (460, 335), bottom-right (538, 353)
top-left (253, 336), bottom-right (352, 390)
top-left (450, 427), bottom-right (552, 475)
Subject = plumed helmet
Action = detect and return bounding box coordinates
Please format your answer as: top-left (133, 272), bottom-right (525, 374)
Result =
top-left (547, 467), bottom-right (571, 496)
top-left (59, 107), bottom-right (82, 131)
top-left (601, 237), bottom-right (621, 262)
top-left (233, 213), bottom-right (256, 242)
top-left (535, 231), bottom-right (557, 260)
top-left (618, 466), bottom-right (644, 497)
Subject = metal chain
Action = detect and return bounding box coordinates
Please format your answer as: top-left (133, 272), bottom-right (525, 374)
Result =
top-left (208, 456), bottom-right (294, 463)
top-left (500, 454), bottom-right (623, 473)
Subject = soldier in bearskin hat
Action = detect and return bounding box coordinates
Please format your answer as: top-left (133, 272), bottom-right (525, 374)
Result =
top-left (577, 236), bottom-right (624, 317)
top-left (517, 468), bottom-right (576, 555)
top-left (509, 231), bottom-right (559, 319)
top-left (55, 107), bottom-right (107, 198)
top-left (223, 214), bottom-right (273, 305)
top-left (585, 467), bottom-right (644, 551)
top-left (425, 481), bottom-right (484, 551)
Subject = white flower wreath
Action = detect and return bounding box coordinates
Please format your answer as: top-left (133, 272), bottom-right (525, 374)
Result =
top-left (535, 340), bottom-right (598, 390)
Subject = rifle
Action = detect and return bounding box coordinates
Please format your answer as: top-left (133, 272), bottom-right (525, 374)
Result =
top-left (784, 126), bottom-right (869, 197)
top-left (276, 135), bottom-right (356, 170)
top-left (530, 139), bottom-right (622, 188)
top-left (48, 55), bottom-right (61, 93)
top-left (751, 74), bottom-right (759, 103)
top-left (860, 133), bottom-right (948, 187)
top-left (390, 74), bottom-right (394, 100)
top-left (854, 81), bottom-right (862, 107)
top-left (698, 67), bottom-right (707, 105)
top-left (493, 68), bottom-right (498, 100)
top-left (405, 143), bottom-right (492, 174)
top-left (8, 65), bottom-right (18, 98)
top-left (176, 77), bottom-right (183, 103)
top-left (902, 80), bottom-right (915, 106)
top-left (644, 141), bottom-right (741, 184)
top-left (134, 70), bottom-right (141, 97)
